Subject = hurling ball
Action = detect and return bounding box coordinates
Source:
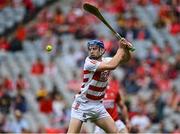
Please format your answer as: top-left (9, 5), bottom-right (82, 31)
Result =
top-left (46, 45), bottom-right (53, 52)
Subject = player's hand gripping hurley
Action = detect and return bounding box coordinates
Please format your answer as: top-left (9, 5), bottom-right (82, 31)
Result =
top-left (83, 3), bottom-right (135, 51)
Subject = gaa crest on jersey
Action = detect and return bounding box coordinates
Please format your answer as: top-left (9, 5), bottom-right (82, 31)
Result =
top-left (99, 71), bottom-right (110, 81)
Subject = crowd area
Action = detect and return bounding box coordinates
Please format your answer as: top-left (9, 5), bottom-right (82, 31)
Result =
top-left (0, 0), bottom-right (179, 133)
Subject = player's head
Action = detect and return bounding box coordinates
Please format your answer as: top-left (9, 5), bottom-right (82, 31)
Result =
top-left (87, 40), bottom-right (105, 59)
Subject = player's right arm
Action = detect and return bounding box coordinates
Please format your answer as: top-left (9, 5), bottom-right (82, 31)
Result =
top-left (117, 91), bottom-right (131, 131)
top-left (97, 38), bottom-right (131, 71)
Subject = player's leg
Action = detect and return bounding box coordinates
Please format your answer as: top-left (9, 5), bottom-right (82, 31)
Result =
top-left (67, 117), bottom-right (83, 133)
top-left (93, 103), bottom-right (119, 133)
top-left (94, 119), bottom-right (128, 134)
top-left (68, 98), bottom-right (86, 133)
top-left (94, 116), bottom-right (119, 134)
top-left (115, 120), bottom-right (128, 133)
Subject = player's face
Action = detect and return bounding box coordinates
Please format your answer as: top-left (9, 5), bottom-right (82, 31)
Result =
top-left (88, 45), bottom-right (101, 59)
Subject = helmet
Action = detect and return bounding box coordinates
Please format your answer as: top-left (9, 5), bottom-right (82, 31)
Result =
top-left (87, 40), bottom-right (104, 49)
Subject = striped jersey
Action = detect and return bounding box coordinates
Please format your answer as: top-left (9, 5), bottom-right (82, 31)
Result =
top-left (76, 57), bottom-right (112, 102)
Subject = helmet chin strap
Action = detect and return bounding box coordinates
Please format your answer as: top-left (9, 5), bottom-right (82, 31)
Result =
top-left (99, 48), bottom-right (105, 58)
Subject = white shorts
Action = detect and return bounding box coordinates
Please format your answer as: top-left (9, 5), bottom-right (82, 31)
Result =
top-left (94, 119), bottom-right (126, 134)
top-left (71, 97), bottom-right (110, 122)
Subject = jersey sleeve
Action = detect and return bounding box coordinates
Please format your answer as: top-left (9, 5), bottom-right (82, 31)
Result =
top-left (84, 58), bottom-right (101, 72)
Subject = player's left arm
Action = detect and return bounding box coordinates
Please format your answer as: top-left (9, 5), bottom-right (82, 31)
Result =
top-left (117, 92), bottom-right (131, 130)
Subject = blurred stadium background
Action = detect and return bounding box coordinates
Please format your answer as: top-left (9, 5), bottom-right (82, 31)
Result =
top-left (0, 0), bottom-right (179, 133)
